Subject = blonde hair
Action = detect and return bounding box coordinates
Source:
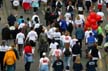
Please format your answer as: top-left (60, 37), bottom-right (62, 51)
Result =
top-left (75, 55), bottom-right (81, 64)
top-left (76, 15), bottom-right (80, 20)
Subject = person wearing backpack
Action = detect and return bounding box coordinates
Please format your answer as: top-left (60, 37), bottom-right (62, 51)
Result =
top-left (63, 43), bottom-right (72, 69)
top-left (23, 42), bottom-right (34, 71)
top-left (3, 47), bottom-right (17, 71)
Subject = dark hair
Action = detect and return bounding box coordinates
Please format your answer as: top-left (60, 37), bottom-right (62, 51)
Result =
top-left (21, 20), bottom-right (24, 23)
top-left (57, 45), bottom-right (60, 49)
top-left (89, 33), bottom-right (92, 36)
top-left (34, 17), bottom-right (39, 23)
top-left (27, 17), bottom-right (30, 21)
top-left (20, 16), bottom-right (23, 18)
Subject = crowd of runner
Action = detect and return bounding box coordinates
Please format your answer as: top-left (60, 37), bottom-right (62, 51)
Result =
top-left (0, 0), bottom-right (108, 71)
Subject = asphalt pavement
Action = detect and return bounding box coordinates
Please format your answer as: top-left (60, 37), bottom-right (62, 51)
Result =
top-left (0, 0), bottom-right (108, 71)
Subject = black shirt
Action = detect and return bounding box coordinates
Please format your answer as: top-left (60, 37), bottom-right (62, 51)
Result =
top-left (52, 59), bottom-right (64, 71)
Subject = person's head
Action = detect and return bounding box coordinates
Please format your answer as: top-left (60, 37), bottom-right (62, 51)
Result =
top-left (1, 40), bottom-right (6, 46)
top-left (20, 16), bottom-right (23, 18)
top-left (76, 15), bottom-right (80, 20)
top-left (10, 43), bottom-right (16, 49)
top-left (21, 20), bottom-right (24, 23)
top-left (27, 17), bottom-right (30, 21)
top-left (52, 38), bottom-right (55, 43)
top-left (89, 32), bottom-right (93, 36)
top-left (65, 31), bottom-right (70, 36)
top-left (57, 45), bottom-right (60, 49)
top-left (34, 17), bottom-right (39, 23)
top-left (99, 9), bottom-right (102, 12)
top-left (30, 26), bottom-right (34, 30)
top-left (42, 52), bottom-right (46, 57)
top-left (75, 55), bottom-right (81, 64)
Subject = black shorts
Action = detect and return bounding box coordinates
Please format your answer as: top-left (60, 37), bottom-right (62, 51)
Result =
top-left (92, 0), bottom-right (97, 3)
top-left (29, 40), bottom-right (36, 47)
top-left (106, 3), bottom-right (108, 8)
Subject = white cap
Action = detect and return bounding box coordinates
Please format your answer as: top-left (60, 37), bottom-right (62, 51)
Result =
top-left (42, 52), bottom-right (46, 56)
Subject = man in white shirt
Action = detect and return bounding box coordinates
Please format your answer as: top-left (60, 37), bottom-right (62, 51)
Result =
top-left (25, 27), bottom-right (38, 47)
top-left (16, 29), bottom-right (25, 56)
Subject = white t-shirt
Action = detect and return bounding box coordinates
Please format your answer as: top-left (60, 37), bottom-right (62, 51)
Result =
top-left (0, 45), bottom-right (9, 52)
top-left (85, 30), bottom-right (93, 39)
top-left (40, 57), bottom-right (49, 65)
top-left (53, 32), bottom-right (61, 40)
top-left (75, 19), bottom-right (83, 26)
top-left (97, 12), bottom-right (104, 20)
top-left (70, 38), bottom-right (78, 47)
top-left (62, 35), bottom-right (71, 43)
top-left (52, 49), bottom-right (62, 57)
top-left (49, 42), bottom-right (58, 56)
top-left (47, 27), bottom-right (56, 39)
top-left (26, 30), bottom-right (38, 42)
top-left (78, 14), bottom-right (85, 21)
top-left (18, 23), bottom-right (26, 29)
top-left (16, 32), bottom-right (25, 44)
top-left (34, 23), bottom-right (40, 29)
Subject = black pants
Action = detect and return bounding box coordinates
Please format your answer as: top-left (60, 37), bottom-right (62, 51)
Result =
top-left (78, 39), bottom-right (82, 48)
top-left (0, 52), bottom-right (6, 71)
top-left (25, 62), bottom-right (31, 71)
top-left (18, 44), bottom-right (24, 56)
top-left (97, 34), bottom-right (103, 46)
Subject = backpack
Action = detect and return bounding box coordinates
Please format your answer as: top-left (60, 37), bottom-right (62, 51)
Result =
top-left (68, 6), bottom-right (73, 12)
top-left (57, 1), bottom-right (62, 8)
top-left (64, 48), bottom-right (71, 56)
top-left (6, 54), bottom-right (15, 65)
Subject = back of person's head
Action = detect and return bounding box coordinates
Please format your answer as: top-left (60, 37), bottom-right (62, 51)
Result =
top-left (34, 17), bottom-right (39, 23)
top-left (11, 43), bottom-right (16, 49)
top-left (99, 9), bottom-right (102, 12)
top-left (27, 17), bottom-right (30, 21)
top-left (57, 45), bottom-right (60, 49)
top-left (1, 40), bottom-right (6, 46)
top-left (20, 16), bottom-right (23, 18)
top-left (30, 26), bottom-right (34, 30)
top-left (42, 52), bottom-right (46, 57)
top-left (76, 15), bottom-right (80, 20)
top-left (21, 20), bottom-right (24, 23)
top-left (89, 33), bottom-right (93, 36)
